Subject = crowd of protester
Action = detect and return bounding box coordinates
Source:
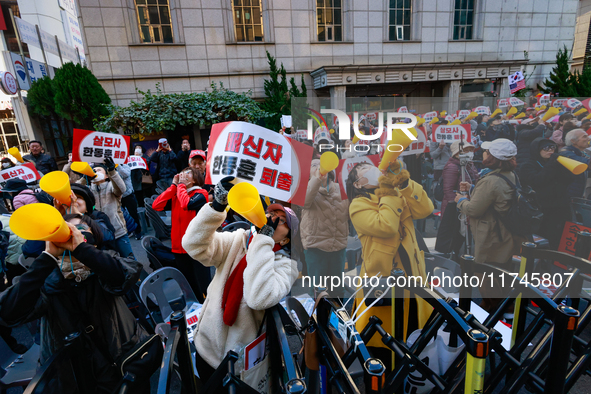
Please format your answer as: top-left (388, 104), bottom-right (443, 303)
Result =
top-left (0, 99), bottom-right (589, 392)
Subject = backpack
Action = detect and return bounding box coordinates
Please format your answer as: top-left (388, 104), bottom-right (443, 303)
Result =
top-left (490, 172), bottom-right (542, 238)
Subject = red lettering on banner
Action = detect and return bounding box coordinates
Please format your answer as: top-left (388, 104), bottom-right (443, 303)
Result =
top-left (113, 139), bottom-right (121, 149)
top-left (260, 167), bottom-right (278, 186)
top-left (93, 136), bottom-right (103, 146)
top-left (1, 174), bottom-right (8, 180)
top-left (262, 142), bottom-right (283, 165)
top-left (225, 132), bottom-right (244, 153)
top-left (276, 172), bottom-right (292, 191)
top-left (242, 136), bottom-right (264, 159)
top-left (104, 137), bottom-right (113, 148)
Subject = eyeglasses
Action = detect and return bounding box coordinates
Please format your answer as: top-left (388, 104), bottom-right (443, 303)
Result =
top-left (267, 211), bottom-right (287, 226)
top-left (542, 145), bottom-right (556, 152)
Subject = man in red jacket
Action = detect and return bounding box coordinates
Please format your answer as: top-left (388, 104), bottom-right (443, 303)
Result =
top-left (152, 167), bottom-right (210, 302)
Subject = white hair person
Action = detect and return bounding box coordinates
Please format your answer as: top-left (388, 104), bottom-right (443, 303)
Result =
top-left (565, 129), bottom-right (586, 147)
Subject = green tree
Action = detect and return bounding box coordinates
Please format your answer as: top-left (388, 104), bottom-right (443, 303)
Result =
top-left (539, 46), bottom-right (578, 97)
top-left (27, 76), bottom-right (57, 117)
top-left (53, 62), bottom-right (111, 129)
top-left (261, 51), bottom-right (307, 131)
top-left (95, 82), bottom-right (271, 135)
top-left (572, 66), bottom-right (591, 97)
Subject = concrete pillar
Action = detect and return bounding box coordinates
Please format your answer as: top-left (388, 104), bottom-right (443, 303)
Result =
top-left (498, 77), bottom-right (510, 99)
top-left (330, 85), bottom-right (347, 113)
top-left (443, 80), bottom-right (461, 114)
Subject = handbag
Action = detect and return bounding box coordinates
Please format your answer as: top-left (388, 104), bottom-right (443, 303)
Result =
top-left (141, 172), bottom-right (153, 184)
top-left (241, 310), bottom-right (271, 393)
top-left (302, 292), bottom-right (348, 371)
top-left (116, 333), bottom-right (164, 380)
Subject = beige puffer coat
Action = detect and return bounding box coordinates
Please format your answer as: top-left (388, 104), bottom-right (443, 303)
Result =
top-left (300, 162), bottom-right (349, 252)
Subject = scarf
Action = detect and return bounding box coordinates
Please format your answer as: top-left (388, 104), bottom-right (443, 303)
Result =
top-left (59, 256), bottom-right (92, 282)
top-left (221, 235), bottom-right (282, 326)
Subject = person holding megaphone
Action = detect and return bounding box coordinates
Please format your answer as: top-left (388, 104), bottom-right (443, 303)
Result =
top-left (346, 159), bottom-right (434, 371)
top-left (0, 214), bottom-right (154, 393)
top-left (519, 138), bottom-right (574, 248)
top-left (559, 129), bottom-right (591, 201)
top-left (181, 176), bottom-right (299, 381)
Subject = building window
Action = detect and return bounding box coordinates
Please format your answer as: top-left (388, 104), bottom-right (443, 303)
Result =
top-left (317, 0), bottom-right (342, 42)
top-left (453, 0), bottom-right (474, 40)
top-left (388, 0), bottom-right (411, 41)
top-left (135, 0), bottom-right (173, 44)
top-left (232, 0), bottom-right (264, 42)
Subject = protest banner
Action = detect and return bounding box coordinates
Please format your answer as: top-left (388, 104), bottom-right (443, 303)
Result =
top-left (556, 221), bottom-right (591, 269)
top-left (423, 111), bottom-right (438, 122)
top-left (457, 109), bottom-right (471, 118)
top-left (566, 98), bottom-right (583, 110)
top-left (509, 97), bottom-right (525, 107)
top-left (400, 126), bottom-right (428, 157)
top-left (397, 106), bottom-right (408, 113)
top-left (335, 154), bottom-right (380, 200)
top-left (496, 99), bottom-right (509, 108)
top-left (363, 112), bottom-right (378, 121)
top-left (537, 94), bottom-right (551, 106)
top-left (0, 163), bottom-right (40, 188)
top-left (125, 155), bottom-right (148, 170)
top-left (72, 129), bottom-right (131, 165)
top-left (472, 106), bottom-right (491, 115)
top-left (432, 124), bottom-right (471, 143)
top-left (205, 121), bottom-right (313, 205)
top-left (553, 98), bottom-right (568, 108)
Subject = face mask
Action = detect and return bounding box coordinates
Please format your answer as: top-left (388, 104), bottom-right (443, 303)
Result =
top-left (361, 167), bottom-right (381, 188)
top-left (91, 173), bottom-right (105, 183)
top-left (466, 152), bottom-right (474, 160)
top-left (135, 149), bottom-right (142, 155)
top-left (2, 162), bottom-right (10, 169)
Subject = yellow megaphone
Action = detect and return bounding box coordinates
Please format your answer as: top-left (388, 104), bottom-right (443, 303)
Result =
top-left (464, 111), bottom-right (478, 121)
top-left (574, 108), bottom-right (588, 116)
top-left (416, 117), bottom-right (425, 127)
top-left (319, 152), bottom-right (339, 175)
top-left (515, 113), bottom-right (525, 119)
top-left (227, 182), bottom-right (267, 228)
top-left (71, 161), bottom-right (97, 178)
top-left (329, 128), bottom-right (335, 134)
top-left (541, 105), bottom-right (547, 110)
top-left (491, 108), bottom-right (502, 118)
top-left (379, 127), bottom-right (418, 171)
top-left (10, 203), bottom-right (72, 242)
top-left (541, 107), bottom-right (560, 122)
top-left (586, 113), bottom-right (591, 120)
top-left (8, 147), bottom-right (23, 163)
top-left (557, 156), bottom-right (588, 175)
top-left (351, 129), bottom-right (364, 145)
top-left (440, 111), bottom-right (447, 117)
top-left (429, 117), bottom-right (439, 125)
top-left (535, 107), bottom-right (540, 111)
top-left (507, 107), bottom-right (518, 118)
top-left (40, 171), bottom-right (72, 206)
top-left (450, 119), bottom-right (461, 125)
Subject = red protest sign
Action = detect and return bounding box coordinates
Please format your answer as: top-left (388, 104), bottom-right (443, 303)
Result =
top-left (558, 221), bottom-right (591, 259)
top-left (0, 163), bottom-right (40, 189)
top-left (72, 129), bottom-right (131, 165)
top-left (497, 99), bottom-right (509, 108)
top-left (432, 124), bottom-right (471, 143)
top-left (205, 121), bottom-right (313, 205)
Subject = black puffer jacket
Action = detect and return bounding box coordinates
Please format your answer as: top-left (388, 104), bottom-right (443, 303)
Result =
top-left (23, 153), bottom-right (58, 176)
top-left (515, 123), bottom-right (548, 169)
top-left (0, 243), bottom-right (146, 393)
top-left (519, 137), bottom-right (573, 211)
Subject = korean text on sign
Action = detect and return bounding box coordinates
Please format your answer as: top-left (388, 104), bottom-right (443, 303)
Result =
top-left (72, 129), bottom-right (131, 165)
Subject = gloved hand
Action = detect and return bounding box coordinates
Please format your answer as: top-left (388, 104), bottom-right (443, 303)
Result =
top-left (212, 176), bottom-right (236, 212)
top-left (104, 157), bottom-right (116, 172)
top-left (375, 160), bottom-right (410, 198)
top-left (259, 215), bottom-right (279, 238)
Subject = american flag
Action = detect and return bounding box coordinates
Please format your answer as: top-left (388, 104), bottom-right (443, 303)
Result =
top-left (509, 71), bottom-right (525, 94)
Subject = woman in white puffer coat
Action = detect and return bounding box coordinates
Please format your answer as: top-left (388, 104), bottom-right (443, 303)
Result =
top-left (182, 176), bottom-right (299, 381)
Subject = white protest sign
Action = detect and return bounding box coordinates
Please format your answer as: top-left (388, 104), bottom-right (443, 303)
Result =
top-left (567, 98), bottom-right (582, 109)
top-left (0, 163), bottom-right (41, 188)
top-left (456, 110), bottom-right (471, 119)
top-left (432, 124), bottom-right (472, 143)
top-left (72, 129), bottom-right (131, 165)
top-left (472, 106), bottom-right (491, 115)
top-left (424, 111), bottom-right (438, 122)
top-left (497, 99), bottom-right (509, 108)
top-left (553, 98), bottom-right (568, 108)
top-left (205, 122), bottom-right (313, 205)
top-left (509, 97), bottom-right (525, 107)
top-left (397, 106), bottom-right (409, 113)
top-left (125, 155), bottom-right (148, 170)
top-left (537, 94), bottom-right (551, 106)
top-left (400, 127), bottom-right (428, 157)
top-left (280, 115), bottom-right (292, 128)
